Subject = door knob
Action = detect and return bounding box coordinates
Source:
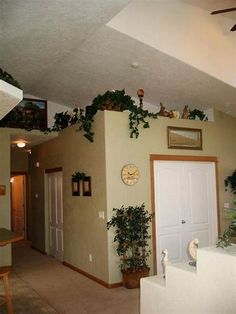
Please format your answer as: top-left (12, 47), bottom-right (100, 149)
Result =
top-left (181, 220), bottom-right (186, 224)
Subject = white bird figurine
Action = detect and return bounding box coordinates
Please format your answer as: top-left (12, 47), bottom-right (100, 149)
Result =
top-left (161, 249), bottom-right (168, 278)
top-left (188, 238), bottom-right (199, 266)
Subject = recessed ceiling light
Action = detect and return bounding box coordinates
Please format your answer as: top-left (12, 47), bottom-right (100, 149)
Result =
top-left (17, 142), bottom-right (26, 148)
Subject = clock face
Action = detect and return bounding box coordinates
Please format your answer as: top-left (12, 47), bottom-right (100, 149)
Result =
top-left (121, 164), bottom-right (140, 186)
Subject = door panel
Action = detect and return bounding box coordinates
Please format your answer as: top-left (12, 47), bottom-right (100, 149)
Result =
top-left (187, 167), bottom-right (209, 224)
top-left (159, 233), bottom-right (182, 263)
top-left (191, 230), bottom-right (210, 247)
top-left (49, 226), bottom-right (56, 256)
top-left (47, 171), bottom-right (63, 261)
top-left (154, 161), bottom-right (217, 273)
top-left (157, 167), bottom-right (182, 228)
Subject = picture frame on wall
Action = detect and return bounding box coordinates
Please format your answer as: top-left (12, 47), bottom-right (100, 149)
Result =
top-left (72, 180), bottom-right (80, 196)
top-left (83, 176), bottom-right (92, 196)
top-left (0, 98), bottom-right (47, 130)
top-left (167, 126), bottom-right (202, 150)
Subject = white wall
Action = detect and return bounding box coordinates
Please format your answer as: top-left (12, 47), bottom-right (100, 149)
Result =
top-left (108, 0), bottom-right (236, 87)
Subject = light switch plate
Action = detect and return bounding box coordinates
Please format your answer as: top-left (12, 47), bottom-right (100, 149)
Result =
top-left (98, 211), bottom-right (105, 219)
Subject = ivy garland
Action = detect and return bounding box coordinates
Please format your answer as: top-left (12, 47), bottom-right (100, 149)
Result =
top-left (0, 68), bottom-right (21, 89)
top-left (189, 109), bottom-right (208, 121)
top-left (225, 170), bottom-right (236, 194)
top-left (72, 171), bottom-right (86, 181)
top-left (51, 89), bottom-right (158, 142)
top-left (216, 169), bottom-right (236, 248)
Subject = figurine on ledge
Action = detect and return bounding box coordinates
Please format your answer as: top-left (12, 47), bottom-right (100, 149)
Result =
top-left (161, 249), bottom-right (169, 278)
top-left (188, 238), bottom-right (199, 267)
top-left (157, 103), bottom-right (169, 117)
top-left (182, 105), bottom-right (189, 119)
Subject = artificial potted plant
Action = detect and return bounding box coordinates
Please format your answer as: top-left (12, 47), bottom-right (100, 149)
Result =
top-left (107, 203), bottom-right (152, 288)
top-left (217, 169), bottom-right (236, 247)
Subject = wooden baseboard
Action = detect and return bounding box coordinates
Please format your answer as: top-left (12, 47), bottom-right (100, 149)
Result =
top-left (63, 261), bottom-right (123, 289)
top-left (31, 245), bottom-right (46, 255)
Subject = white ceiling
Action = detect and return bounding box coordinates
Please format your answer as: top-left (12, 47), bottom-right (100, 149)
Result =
top-left (11, 130), bottom-right (58, 150)
top-left (184, 0), bottom-right (236, 19)
top-left (1, 0), bottom-right (236, 118)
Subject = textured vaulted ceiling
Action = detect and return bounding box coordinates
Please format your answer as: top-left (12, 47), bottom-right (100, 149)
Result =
top-left (1, 0), bottom-right (236, 117)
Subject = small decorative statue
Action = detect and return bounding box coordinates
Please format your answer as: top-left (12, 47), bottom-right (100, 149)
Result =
top-left (158, 103), bottom-right (169, 117)
top-left (169, 110), bottom-right (180, 119)
top-left (137, 88), bottom-right (144, 109)
top-left (188, 238), bottom-right (199, 266)
top-left (161, 249), bottom-right (168, 278)
top-left (182, 105), bottom-right (189, 119)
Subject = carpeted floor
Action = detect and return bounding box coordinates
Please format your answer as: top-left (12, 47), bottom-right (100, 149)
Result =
top-left (3, 241), bottom-right (139, 314)
top-left (0, 272), bottom-right (56, 314)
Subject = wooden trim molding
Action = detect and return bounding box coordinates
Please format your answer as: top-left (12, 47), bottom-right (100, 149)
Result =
top-left (45, 167), bottom-right (63, 173)
top-left (150, 154), bottom-right (218, 162)
top-left (214, 162), bottom-right (221, 235)
top-left (11, 171), bottom-right (28, 176)
top-left (150, 158), bottom-right (157, 275)
top-left (150, 154), bottom-right (220, 275)
top-left (63, 262), bottom-right (123, 289)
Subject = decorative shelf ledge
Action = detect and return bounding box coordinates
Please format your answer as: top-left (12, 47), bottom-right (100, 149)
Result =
top-left (0, 79), bottom-right (23, 120)
top-left (141, 245), bottom-right (236, 314)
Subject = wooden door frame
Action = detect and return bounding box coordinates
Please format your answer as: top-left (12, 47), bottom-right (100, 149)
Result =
top-left (150, 154), bottom-right (220, 274)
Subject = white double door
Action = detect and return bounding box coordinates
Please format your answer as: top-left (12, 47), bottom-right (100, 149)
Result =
top-left (47, 171), bottom-right (64, 261)
top-left (154, 161), bottom-right (218, 273)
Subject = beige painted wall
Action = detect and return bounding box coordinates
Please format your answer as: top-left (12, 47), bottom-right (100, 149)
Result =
top-left (28, 109), bottom-right (235, 285)
top-left (0, 129), bottom-right (11, 265)
top-left (104, 110), bottom-right (236, 283)
top-left (11, 149), bottom-right (29, 173)
top-left (29, 112), bottom-right (109, 282)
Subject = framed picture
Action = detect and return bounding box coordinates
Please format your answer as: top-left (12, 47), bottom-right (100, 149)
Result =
top-left (83, 176), bottom-right (92, 196)
top-left (0, 98), bottom-right (47, 130)
top-left (167, 126), bottom-right (202, 150)
top-left (72, 180), bottom-right (80, 196)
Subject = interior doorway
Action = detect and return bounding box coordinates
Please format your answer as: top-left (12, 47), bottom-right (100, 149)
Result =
top-left (11, 174), bottom-right (26, 238)
top-left (150, 155), bottom-right (219, 274)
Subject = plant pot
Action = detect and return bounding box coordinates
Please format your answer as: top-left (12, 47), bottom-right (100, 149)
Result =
top-left (122, 267), bottom-right (150, 289)
top-left (100, 100), bottom-right (124, 112)
top-left (231, 236), bottom-right (236, 244)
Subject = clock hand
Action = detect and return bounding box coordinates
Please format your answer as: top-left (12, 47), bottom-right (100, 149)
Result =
top-left (128, 171), bottom-right (137, 175)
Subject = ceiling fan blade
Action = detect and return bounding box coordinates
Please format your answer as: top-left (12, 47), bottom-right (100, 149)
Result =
top-left (211, 7), bottom-right (236, 15)
top-left (231, 24), bottom-right (236, 31)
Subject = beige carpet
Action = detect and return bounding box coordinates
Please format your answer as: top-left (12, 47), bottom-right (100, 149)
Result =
top-left (10, 242), bottom-right (139, 314)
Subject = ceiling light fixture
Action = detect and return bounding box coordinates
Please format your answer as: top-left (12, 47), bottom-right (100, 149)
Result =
top-left (17, 142), bottom-right (26, 148)
top-left (131, 62), bottom-right (139, 69)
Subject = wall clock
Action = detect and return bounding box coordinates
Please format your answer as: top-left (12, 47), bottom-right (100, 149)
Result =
top-left (121, 164), bottom-right (140, 186)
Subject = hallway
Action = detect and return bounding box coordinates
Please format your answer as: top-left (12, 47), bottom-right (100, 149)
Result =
top-left (5, 242), bottom-right (139, 313)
